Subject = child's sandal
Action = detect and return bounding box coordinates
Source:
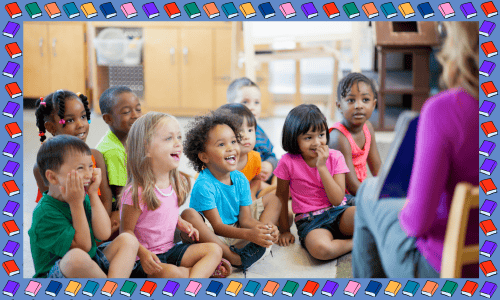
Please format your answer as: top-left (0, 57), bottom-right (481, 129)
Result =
top-left (210, 258), bottom-right (232, 278)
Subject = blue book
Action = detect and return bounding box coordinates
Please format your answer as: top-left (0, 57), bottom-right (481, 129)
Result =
top-left (3, 102), bottom-right (20, 118)
top-left (3, 200), bottom-right (19, 217)
top-left (3, 161), bottom-right (19, 177)
top-left (3, 240), bottom-right (19, 257)
top-left (481, 240), bottom-right (497, 257)
top-left (63, 2), bottom-right (80, 18)
top-left (100, 2), bottom-right (117, 18)
top-left (244, 281), bottom-right (261, 297)
top-left (480, 21), bottom-right (496, 37)
top-left (206, 281), bottom-right (223, 297)
top-left (480, 61), bottom-right (496, 77)
top-left (481, 159), bottom-right (497, 175)
top-left (481, 199), bottom-right (497, 216)
top-left (481, 140), bottom-right (496, 157)
top-left (222, 2), bottom-right (238, 18)
top-left (417, 2), bottom-right (434, 18)
top-left (45, 281), bottom-right (62, 297)
top-left (402, 281), bottom-right (420, 297)
top-left (82, 281), bottom-right (99, 297)
top-left (365, 281), bottom-right (382, 297)
top-left (259, 2), bottom-right (275, 18)
top-left (3, 141), bottom-right (19, 158)
top-left (481, 100), bottom-right (496, 117)
top-left (380, 2), bottom-right (397, 18)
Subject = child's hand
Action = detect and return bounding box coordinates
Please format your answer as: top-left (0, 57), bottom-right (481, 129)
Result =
top-left (258, 161), bottom-right (273, 181)
top-left (278, 232), bottom-right (295, 247)
top-left (87, 168), bottom-right (102, 196)
top-left (139, 250), bottom-right (163, 275)
top-left (248, 224), bottom-right (273, 248)
top-left (60, 170), bottom-right (85, 206)
top-left (315, 145), bottom-right (330, 167)
top-left (177, 217), bottom-right (199, 241)
top-left (266, 223), bottom-right (279, 244)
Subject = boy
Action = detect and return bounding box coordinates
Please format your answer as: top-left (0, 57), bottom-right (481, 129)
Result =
top-left (29, 135), bottom-right (139, 278)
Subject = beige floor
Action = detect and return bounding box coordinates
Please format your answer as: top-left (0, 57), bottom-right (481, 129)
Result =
top-left (23, 107), bottom-right (393, 278)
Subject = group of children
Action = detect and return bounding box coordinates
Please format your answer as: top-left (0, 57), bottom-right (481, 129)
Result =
top-left (29, 72), bottom-right (382, 279)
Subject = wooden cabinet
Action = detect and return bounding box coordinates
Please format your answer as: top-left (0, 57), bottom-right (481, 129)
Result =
top-left (24, 22), bottom-right (86, 98)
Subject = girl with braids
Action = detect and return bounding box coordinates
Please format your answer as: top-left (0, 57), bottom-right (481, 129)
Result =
top-left (33, 90), bottom-right (114, 217)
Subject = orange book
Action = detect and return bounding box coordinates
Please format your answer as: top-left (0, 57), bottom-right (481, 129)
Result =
top-left (362, 2), bottom-right (378, 18)
top-left (482, 121), bottom-right (498, 137)
top-left (81, 2), bottom-right (97, 18)
top-left (2, 220), bottom-right (19, 236)
top-left (398, 2), bottom-right (415, 18)
top-left (480, 219), bottom-right (497, 236)
top-left (3, 180), bottom-right (19, 196)
top-left (482, 41), bottom-right (498, 58)
top-left (240, 2), bottom-right (256, 18)
top-left (44, 2), bottom-right (61, 18)
top-left (2, 260), bottom-right (19, 276)
top-left (480, 178), bottom-right (497, 196)
top-left (480, 260), bottom-right (497, 276)
top-left (203, 2), bottom-right (220, 18)
top-left (263, 281), bottom-right (279, 296)
top-left (421, 281), bottom-right (438, 297)
top-left (101, 281), bottom-right (118, 297)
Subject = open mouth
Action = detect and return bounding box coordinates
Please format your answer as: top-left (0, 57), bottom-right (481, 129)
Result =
top-left (84, 183), bottom-right (90, 194)
top-left (225, 155), bottom-right (237, 164)
top-left (170, 153), bottom-right (180, 161)
top-left (76, 132), bottom-right (86, 139)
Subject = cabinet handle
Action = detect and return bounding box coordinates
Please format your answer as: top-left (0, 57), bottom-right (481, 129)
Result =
top-left (183, 47), bottom-right (188, 64)
top-left (170, 47), bottom-right (175, 65)
top-left (39, 38), bottom-right (43, 57)
top-left (52, 38), bottom-right (57, 57)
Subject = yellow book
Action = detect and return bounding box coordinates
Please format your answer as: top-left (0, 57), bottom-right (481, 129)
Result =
top-left (225, 281), bottom-right (243, 297)
top-left (398, 2), bottom-right (415, 18)
top-left (239, 3), bottom-right (256, 19)
top-left (384, 281), bottom-right (402, 297)
top-left (65, 281), bottom-right (82, 297)
top-left (81, 2), bottom-right (98, 18)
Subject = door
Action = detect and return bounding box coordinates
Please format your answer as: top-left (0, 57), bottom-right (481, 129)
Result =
top-left (24, 23), bottom-right (50, 98)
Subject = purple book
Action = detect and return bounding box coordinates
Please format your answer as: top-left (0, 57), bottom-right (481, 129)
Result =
top-left (3, 240), bottom-right (19, 257)
top-left (3, 141), bottom-right (19, 158)
top-left (481, 100), bottom-right (496, 117)
top-left (481, 240), bottom-right (497, 257)
top-left (481, 199), bottom-right (498, 216)
top-left (480, 21), bottom-right (496, 37)
top-left (321, 281), bottom-right (338, 297)
top-left (301, 3), bottom-right (318, 18)
top-left (3, 102), bottom-right (19, 118)
top-left (481, 159), bottom-right (497, 175)
top-left (480, 61), bottom-right (496, 77)
top-left (2, 22), bottom-right (19, 38)
top-left (163, 281), bottom-right (179, 297)
top-left (481, 140), bottom-right (496, 157)
top-left (2, 62), bottom-right (19, 78)
top-left (143, 2), bottom-right (159, 18)
top-left (481, 282), bottom-right (497, 298)
top-left (3, 160), bottom-right (19, 177)
top-left (3, 280), bottom-right (19, 296)
top-left (3, 200), bottom-right (19, 217)
top-left (460, 2), bottom-right (477, 18)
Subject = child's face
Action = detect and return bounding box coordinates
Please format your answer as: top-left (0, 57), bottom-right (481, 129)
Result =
top-left (337, 81), bottom-right (377, 127)
top-left (297, 127), bottom-right (328, 161)
top-left (147, 118), bottom-right (182, 172)
top-left (108, 92), bottom-right (142, 135)
top-left (200, 124), bottom-right (240, 174)
top-left (49, 97), bottom-right (89, 142)
top-left (49, 151), bottom-right (94, 193)
top-left (237, 86), bottom-right (262, 120)
top-left (238, 117), bottom-right (256, 156)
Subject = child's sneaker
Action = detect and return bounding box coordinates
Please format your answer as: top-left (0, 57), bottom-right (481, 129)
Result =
top-left (230, 242), bottom-right (269, 276)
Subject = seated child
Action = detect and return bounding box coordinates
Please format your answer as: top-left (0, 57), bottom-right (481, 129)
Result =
top-left (227, 78), bottom-right (277, 184)
top-left (329, 73), bottom-right (382, 202)
top-left (181, 110), bottom-right (282, 276)
top-left (97, 86), bottom-right (142, 233)
top-left (120, 112), bottom-right (228, 278)
top-left (276, 104), bottom-right (356, 261)
top-left (28, 135), bottom-right (139, 278)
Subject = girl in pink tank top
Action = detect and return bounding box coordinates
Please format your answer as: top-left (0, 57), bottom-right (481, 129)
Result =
top-left (329, 73), bottom-right (382, 196)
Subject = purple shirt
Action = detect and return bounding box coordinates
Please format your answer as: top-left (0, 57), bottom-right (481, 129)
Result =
top-left (398, 88), bottom-right (479, 273)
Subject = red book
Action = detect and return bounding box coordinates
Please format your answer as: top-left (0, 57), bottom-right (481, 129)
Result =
top-left (480, 219), bottom-right (497, 236)
top-left (5, 3), bottom-right (22, 18)
top-left (3, 180), bottom-right (19, 196)
top-left (480, 260), bottom-right (497, 277)
top-left (2, 260), bottom-right (19, 276)
top-left (461, 280), bottom-right (478, 297)
top-left (5, 122), bottom-right (21, 139)
top-left (482, 41), bottom-right (498, 58)
top-left (302, 281), bottom-right (320, 297)
top-left (482, 81), bottom-right (498, 97)
top-left (140, 281), bottom-right (157, 297)
top-left (482, 1), bottom-right (498, 17)
top-left (480, 179), bottom-right (497, 196)
top-left (323, 2), bottom-right (340, 18)
top-left (5, 42), bottom-right (21, 59)
top-left (164, 3), bottom-right (181, 18)
top-left (482, 121), bottom-right (498, 137)
top-left (2, 220), bottom-right (19, 236)
top-left (5, 82), bottom-right (21, 98)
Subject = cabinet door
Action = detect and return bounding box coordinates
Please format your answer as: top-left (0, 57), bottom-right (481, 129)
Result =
top-left (24, 23), bottom-right (50, 98)
top-left (144, 28), bottom-right (180, 109)
top-left (180, 28), bottom-right (213, 110)
top-left (48, 23), bottom-right (86, 93)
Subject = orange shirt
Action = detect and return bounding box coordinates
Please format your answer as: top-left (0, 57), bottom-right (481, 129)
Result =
top-left (240, 150), bottom-right (262, 182)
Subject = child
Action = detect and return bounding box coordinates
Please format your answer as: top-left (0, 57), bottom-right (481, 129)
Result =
top-left (329, 73), bottom-right (382, 200)
top-left (28, 135), bottom-right (139, 278)
top-left (120, 112), bottom-right (228, 278)
top-left (181, 110), bottom-right (281, 275)
top-left (97, 86), bottom-right (142, 232)
top-left (275, 104), bottom-right (356, 261)
top-left (34, 90), bottom-right (113, 216)
top-left (227, 78), bottom-right (277, 184)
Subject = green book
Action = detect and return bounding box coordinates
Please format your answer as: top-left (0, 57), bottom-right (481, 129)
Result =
top-left (440, 281), bottom-right (458, 297)
top-left (282, 281), bottom-right (299, 297)
top-left (342, 2), bottom-right (360, 18)
top-left (120, 280), bottom-right (137, 297)
top-left (25, 2), bottom-right (42, 18)
top-left (184, 2), bottom-right (201, 19)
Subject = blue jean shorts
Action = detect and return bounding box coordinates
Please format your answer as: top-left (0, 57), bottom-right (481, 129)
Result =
top-left (47, 242), bottom-right (111, 278)
top-left (295, 206), bottom-right (349, 248)
top-left (131, 243), bottom-right (191, 278)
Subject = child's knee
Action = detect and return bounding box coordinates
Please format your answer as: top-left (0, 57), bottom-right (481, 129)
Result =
top-left (205, 242), bottom-right (223, 257)
top-left (181, 208), bottom-right (199, 221)
top-left (115, 232), bottom-right (139, 250)
top-left (61, 249), bottom-right (93, 273)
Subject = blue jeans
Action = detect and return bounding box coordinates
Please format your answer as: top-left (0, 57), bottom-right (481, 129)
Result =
top-left (352, 177), bottom-right (439, 278)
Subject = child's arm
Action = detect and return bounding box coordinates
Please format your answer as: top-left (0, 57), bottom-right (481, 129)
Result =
top-left (33, 163), bottom-right (49, 193)
top-left (316, 145), bottom-right (346, 206)
top-left (329, 130), bottom-right (362, 195)
top-left (366, 120), bottom-right (382, 176)
top-left (276, 178), bottom-right (295, 246)
top-left (91, 149), bottom-right (113, 216)
top-left (111, 185), bottom-right (124, 201)
top-left (88, 168), bottom-right (111, 241)
top-left (177, 216), bottom-right (199, 241)
top-left (249, 178), bottom-right (261, 200)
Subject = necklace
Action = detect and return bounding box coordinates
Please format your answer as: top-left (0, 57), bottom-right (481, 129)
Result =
top-left (155, 185), bottom-right (174, 197)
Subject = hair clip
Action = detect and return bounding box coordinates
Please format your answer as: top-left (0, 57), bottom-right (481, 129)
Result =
top-left (88, 120), bottom-right (91, 124)
top-left (38, 132), bottom-right (45, 137)
top-left (39, 97), bottom-right (46, 106)
top-left (59, 119), bottom-right (66, 125)
top-left (77, 92), bottom-right (82, 97)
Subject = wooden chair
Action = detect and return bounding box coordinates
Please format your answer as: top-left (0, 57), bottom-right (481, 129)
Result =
top-left (440, 183), bottom-right (479, 278)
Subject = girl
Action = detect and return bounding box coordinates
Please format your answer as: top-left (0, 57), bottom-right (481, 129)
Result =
top-left (275, 104), bottom-right (356, 261)
top-left (120, 112), bottom-right (230, 278)
top-left (34, 90), bottom-right (113, 216)
top-left (329, 73), bottom-right (382, 200)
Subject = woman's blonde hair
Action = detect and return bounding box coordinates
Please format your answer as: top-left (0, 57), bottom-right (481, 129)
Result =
top-left (122, 111), bottom-right (191, 211)
top-left (436, 21), bottom-right (479, 99)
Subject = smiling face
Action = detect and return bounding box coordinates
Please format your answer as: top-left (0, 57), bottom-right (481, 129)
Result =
top-left (199, 124), bottom-right (240, 176)
top-left (49, 97), bottom-right (89, 142)
top-left (298, 127), bottom-right (328, 161)
top-left (50, 151), bottom-right (94, 194)
top-left (337, 80), bottom-right (377, 127)
top-left (147, 118), bottom-right (183, 173)
top-left (107, 92), bottom-right (142, 136)
top-left (238, 117), bottom-right (256, 156)
top-left (237, 86), bottom-right (262, 120)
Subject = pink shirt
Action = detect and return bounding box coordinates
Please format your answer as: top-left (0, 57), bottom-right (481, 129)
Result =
top-left (120, 186), bottom-right (178, 261)
top-left (274, 149), bottom-right (349, 214)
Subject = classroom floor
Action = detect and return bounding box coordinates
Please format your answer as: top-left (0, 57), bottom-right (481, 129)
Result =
top-left (23, 107), bottom-right (394, 278)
